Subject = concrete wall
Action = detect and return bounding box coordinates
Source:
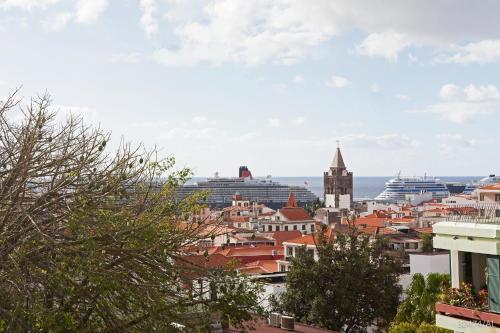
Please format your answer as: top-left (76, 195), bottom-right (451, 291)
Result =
top-left (409, 252), bottom-right (450, 277)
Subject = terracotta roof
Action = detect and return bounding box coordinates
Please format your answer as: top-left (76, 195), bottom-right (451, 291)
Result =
top-left (271, 230), bottom-right (302, 246)
top-left (479, 183), bottom-right (500, 190)
top-left (414, 227), bottom-right (433, 234)
top-left (229, 317), bottom-right (339, 333)
top-left (217, 246), bottom-right (284, 257)
top-left (284, 234), bottom-right (317, 246)
top-left (286, 192), bottom-right (298, 208)
top-left (280, 207), bottom-right (311, 221)
top-left (239, 260), bottom-right (280, 274)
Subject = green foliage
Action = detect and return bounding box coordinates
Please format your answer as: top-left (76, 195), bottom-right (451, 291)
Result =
top-left (416, 322), bottom-right (452, 333)
top-left (277, 227), bottom-right (402, 332)
top-left (0, 91), bottom-right (263, 332)
top-left (389, 322), bottom-right (418, 333)
top-left (305, 198), bottom-right (324, 217)
top-left (389, 322), bottom-right (451, 333)
top-left (394, 273), bottom-right (450, 325)
top-left (440, 282), bottom-right (488, 311)
top-left (421, 233), bottom-right (434, 253)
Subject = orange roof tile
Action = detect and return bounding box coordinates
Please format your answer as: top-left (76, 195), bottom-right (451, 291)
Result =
top-left (479, 183), bottom-right (500, 190)
top-left (281, 207), bottom-right (311, 221)
top-left (284, 234), bottom-right (317, 246)
top-left (271, 230), bottom-right (302, 246)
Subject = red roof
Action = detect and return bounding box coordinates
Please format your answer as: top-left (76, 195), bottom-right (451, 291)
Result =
top-left (479, 183), bottom-right (500, 190)
top-left (271, 230), bottom-right (302, 246)
top-left (286, 191), bottom-right (298, 208)
top-left (230, 318), bottom-right (339, 332)
top-left (239, 260), bottom-right (280, 274)
top-left (284, 234), bottom-right (317, 246)
top-left (281, 207), bottom-right (311, 221)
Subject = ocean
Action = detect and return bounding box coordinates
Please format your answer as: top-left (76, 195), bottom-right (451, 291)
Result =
top-left (188, 176), bottom-right (481, 200)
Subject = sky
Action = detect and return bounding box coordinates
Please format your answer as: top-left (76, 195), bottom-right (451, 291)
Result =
top-left (1, 0), bottom-right (500, 177)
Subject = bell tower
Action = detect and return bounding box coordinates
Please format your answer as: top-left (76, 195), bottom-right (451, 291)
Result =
top-left (323, 143), bottom-right (353, 209)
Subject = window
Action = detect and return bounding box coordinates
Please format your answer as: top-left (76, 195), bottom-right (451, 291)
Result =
top-left (237, 223), bottom-right (241, 228)
top-left (310, 224), bottom-right (315, 232)
top-left (301, 225), bottom-right (306, 231)
top-left (496, 210), bottom-right (500, 218)
top-left (284, 226), bottom-right (289, 231)
top-left (307, 249), bottom-right (315, 257)
top-left (276, 226), bottom-right (280, 231)
top-left (268, 225), bottom-right (272, 231)
top-left (496, 194), bottom-right (500, 202)
top-left (286, 246), bottom-right (293, 257)
top-left (480, 193), bottom-right (485, 201)
top-left (293, 225), bottom-right (297, 231)
top-left (279, 264), bottom-right (286, 272)
top-left (276, 216), bottom-right (280, 221)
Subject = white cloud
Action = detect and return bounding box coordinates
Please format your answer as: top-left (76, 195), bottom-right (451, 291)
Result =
top-left (293, 75), bottom-right (304, 83)
top-left (337, 133), bottom-right (418, 150)
top-left (407, 53), bottom-right (419, 63)
top-left (438, 84), bottom-right (461, 100)
top-left (192, 116), bottom-right (207, 124)
top-left (139, 0), bottom-right (158, 39)
top-left (110, 52), bottom-right (146, 64)
top-left (325, 75), bottom-right (350, 88)
top-left (396, 94), bottom-right (410, 100)
top-left (267, 118), bottom-right (280, 128)
top-left (131, 121), bottom-right (169, 129)
top-left (41, 11), bottom-right (72, 32)
top-left (230, 131), bottom-right (259, 143)
top-left (410, 83), bottom-right (500, 123)
top-left (272, 83), bottom-right (288, 93)
top-left (75, 0), bottom-right (108, 24)
top-left (0, 0), bottom-right (60, 10)
top-left (442, 40), bottom-right (500, 64)
top-left (0, 80), bottom-right (6, 85)
top-left (52, 105), bottom-right (97, 122)
top-left (370, 83), bottom-right (380, 93)
top-left (437, 133), bottom-right (475, 147)
top-left (355, 31), bottom-right (411, 61)
top-left (160, 127), bottom-right (217, 140)
top-left (291, 116), bottom-right (305, 126)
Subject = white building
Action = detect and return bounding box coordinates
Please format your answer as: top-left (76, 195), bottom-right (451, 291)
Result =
top-left (433, 184), bottom-right (500, 333)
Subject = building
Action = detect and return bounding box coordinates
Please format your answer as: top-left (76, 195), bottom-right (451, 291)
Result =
top-left (323, 145), bottom-right (353, 209)
top-left (257, 192), bottom-right (316, 234)
top-left (433, 183), bottom-right (500, 333)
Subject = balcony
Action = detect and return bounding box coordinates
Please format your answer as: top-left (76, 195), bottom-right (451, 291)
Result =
top-left (436, 302), bottom-right (500, 333)
top-left (446, 203), bottom-right (500, 224)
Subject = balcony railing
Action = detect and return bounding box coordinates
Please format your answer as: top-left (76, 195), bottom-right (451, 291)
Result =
top-left (436, 302), bottom-right (500, 327)
top-left (446, 203), bottom-right (500, 224)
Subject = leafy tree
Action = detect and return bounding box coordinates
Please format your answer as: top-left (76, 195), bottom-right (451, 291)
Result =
top-left (389, 322), bottom-right (451, 333)
top-left (277, 227), bottom-right (402, 332)
top-left (0, 90), bottom-right (263, 332)
top-left (305, 198), bottom-right (324, 217)
top-left (394, 273), bottom-right (450, 325)
top-left (421, 233), bottom-right (434, 253)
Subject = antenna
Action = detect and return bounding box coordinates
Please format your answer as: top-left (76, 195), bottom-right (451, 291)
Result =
top-left (336, 140), bottom-right (340, 148)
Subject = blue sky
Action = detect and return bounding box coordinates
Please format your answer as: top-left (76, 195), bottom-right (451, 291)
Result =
top-left (1, 0), bottom-right (500, 177)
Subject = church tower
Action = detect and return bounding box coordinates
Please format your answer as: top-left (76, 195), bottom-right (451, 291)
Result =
top-left (323, 144), bottom-right (353, 209)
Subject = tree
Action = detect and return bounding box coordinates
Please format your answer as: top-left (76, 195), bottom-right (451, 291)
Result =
top-left (421, 233), bottom-right (433, 253)
top-left (277, 227), bottom-right (402, 332)
top-left (394, 273), bottom-right (450, 325)
top-left (0, 90), bottom-right (263, 332)
top-left (389, 322), bottom-right (451, 333)
top-left (305, 198), bottom-right (324, 217)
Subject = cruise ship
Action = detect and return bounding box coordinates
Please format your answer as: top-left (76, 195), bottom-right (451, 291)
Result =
top-left (375, 173), bottom-right (450, 202)
top-left (176, 166), bottom-right (317, 209)
top-left (463, 174), bottom-right (500, 194)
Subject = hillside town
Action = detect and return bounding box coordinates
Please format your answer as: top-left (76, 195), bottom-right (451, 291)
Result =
top-left (178, 147), bottom-right (500, 332)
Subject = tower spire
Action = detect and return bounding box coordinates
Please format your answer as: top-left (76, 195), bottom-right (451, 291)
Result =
top-left (330, 145), bottom-right (346, 169)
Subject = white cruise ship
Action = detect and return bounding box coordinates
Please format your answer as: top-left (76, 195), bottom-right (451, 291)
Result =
top-left (375, 173), bottom-right (450, 202)
top-left (463, 174), bottom-right (500, 194)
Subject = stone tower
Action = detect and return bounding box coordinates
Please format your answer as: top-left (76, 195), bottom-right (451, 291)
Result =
top-left (323, 145), bottom-right (353, 209)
